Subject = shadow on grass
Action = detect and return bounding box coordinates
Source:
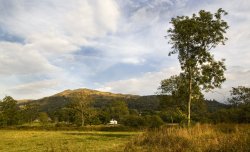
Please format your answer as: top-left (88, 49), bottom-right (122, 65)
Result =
top-left (63, 132), bottom-right (132, 138)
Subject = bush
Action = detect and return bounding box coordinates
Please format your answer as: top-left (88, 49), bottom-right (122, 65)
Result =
top-left (159, 109), bottom-right (187, 124)
top-left (123, 115), bottom-right (164, 128)
top-left (144, 115), bottom-right (164, 128)
top-left (123, 115), bottom-right (146, 128)
top-left (39, 112), bottom-right (50, 125)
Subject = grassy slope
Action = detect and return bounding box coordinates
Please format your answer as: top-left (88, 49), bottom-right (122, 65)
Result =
top-left (18, 88), bottom-right (140, 112)
top-left (0, 130), bottom-right (139, 152)
top-left (17, 88), bottom-right (226, 115)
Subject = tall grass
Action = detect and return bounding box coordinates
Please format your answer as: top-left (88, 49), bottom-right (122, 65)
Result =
top-left (125, 124), bottom-right (250, 152)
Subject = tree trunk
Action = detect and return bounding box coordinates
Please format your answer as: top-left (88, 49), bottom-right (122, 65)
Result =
top-left (188, 74), bottom-right (192, 127)
top-left (81, 111), bottom-right (84, 127)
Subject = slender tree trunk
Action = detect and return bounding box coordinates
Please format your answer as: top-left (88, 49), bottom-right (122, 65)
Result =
top-left (188, 73), bottom-right (192, 127)
top-left (81, 111), bottom-right (84, 127)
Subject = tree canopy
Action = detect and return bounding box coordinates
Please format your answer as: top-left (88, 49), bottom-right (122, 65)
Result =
top-left (0, 96), bottom-right (19, 126)
top-left (167, 8), bottom-right (229, 126)
top-left (228, 86), bottom-right (250, 106)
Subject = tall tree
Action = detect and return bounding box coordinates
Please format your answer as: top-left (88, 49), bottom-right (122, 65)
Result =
top-left (108, 101), bottom-right (129, 121)
top-left (20, 103), bottom-right (39, 124)
top-left (38, 112), bottom-right (50, 125)
top-left (71, 94), bottom-right (94, 127)
top-left (0, 96), bottom-right (19, 126)
top-left (167, 8), bottom-right (229, 126)
top-left (158, 74), bottom-right (206, 122)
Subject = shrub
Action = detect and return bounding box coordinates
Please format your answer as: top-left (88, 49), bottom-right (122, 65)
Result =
top-left (159, 109), bottom-right (187, 124)
top-left (123, 115), bottom-right (146, 128)
top-left (144, 115), bottom-right (164, 128)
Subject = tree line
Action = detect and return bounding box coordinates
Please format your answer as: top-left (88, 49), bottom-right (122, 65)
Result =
top-left (0, 86), bottom-right (249, 128)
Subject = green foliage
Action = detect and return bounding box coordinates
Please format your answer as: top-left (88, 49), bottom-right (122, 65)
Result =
top-left (168, 9), bottom-right (229, 87)
top-left (18, 89), bottom-right (161, 122)
top-left (54, 107), bottom-right (75, 123)
top-left (159, 74), bottom-right (204, 100)
top-left (158, 75), bottom-right (187, 112)
top-left (0, 96), bottom-right (19, 126)
top-left (99, 101), bottom-right (129, 124)
top-left (127, 96), bottom-right (160, 111)
top-left (20, 103), bottom-right (39, 124)
top-left (147, 115), bottom-right (164, 128)
top-left (84, 108), bottom-right (100, 125)
top-left (123, 114), bottom-right (164, 128)
top-left (208, 86), bottom-right (250, 123)
top-left (167, 8), bottom-right (229, 125)
top-left (108, 101), bottom-right (129, 121)
top-left (159, 108), bottom-right (187, 124)
top-left (39, 112), bottom-right (50, 125)
top-left (123, 115), bottom-right (146, 128)
top-left (158, 74), bottom-right (204, 112)
top-left (69, 94), bottom-right (95, 126)
top-left (3, 86), bottom-right (248, 128)
top-left (228, 86), bottom-right (250, 106)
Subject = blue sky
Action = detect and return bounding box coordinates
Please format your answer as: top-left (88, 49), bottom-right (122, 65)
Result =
top-left (0, 0), bottom-right (249, 101)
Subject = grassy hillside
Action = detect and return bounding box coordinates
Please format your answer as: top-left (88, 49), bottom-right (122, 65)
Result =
top-left (18, 89), bottom-right (136, 111)
top-left (18, 88), bottom-right (226, 115)
top-left (18, 88), bottom-right (161, 113)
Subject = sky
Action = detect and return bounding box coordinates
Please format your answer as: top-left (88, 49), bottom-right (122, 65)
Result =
top-left (0, 0), bottom-right (249, 102)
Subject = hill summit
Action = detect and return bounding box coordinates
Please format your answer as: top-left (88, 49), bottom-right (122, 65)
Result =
top-left (53, 88), bottom-right (138, 98)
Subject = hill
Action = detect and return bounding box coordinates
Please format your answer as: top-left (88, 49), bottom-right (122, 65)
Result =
top-left (19, 88), bottom-right (155, 113)
top-left (18, 88), bottom-right (226, 115)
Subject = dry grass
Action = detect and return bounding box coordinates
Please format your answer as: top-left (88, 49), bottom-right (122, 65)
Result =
top-left (125, 124), bottom-right (250, 152)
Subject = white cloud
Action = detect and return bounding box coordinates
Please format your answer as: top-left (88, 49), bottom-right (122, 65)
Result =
top-left (0, 0), bottom-right (120, 56)
top-left (0, 0), bottom-right (121, 99)
top-left (97, 67), bottom-right (180, 95)
top-left (0, 41), bottom-right (58, 75)
top-left (9, 79), bottom-right (60, 94)
top-left (121, 57), bottom-right (145, 65)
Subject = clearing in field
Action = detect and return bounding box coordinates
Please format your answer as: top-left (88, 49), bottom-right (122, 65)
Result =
top-left (0, 130), bottom-right (139, 152)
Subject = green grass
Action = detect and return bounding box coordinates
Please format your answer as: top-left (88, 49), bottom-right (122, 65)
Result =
top-left (2, 124), bottom-right (249, 152)
top-left (0, 130), bottom-right (139, 152)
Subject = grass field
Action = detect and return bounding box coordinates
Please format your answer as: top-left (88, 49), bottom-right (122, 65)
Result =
top-left (125, 124), bottom-right (250, 152)
top-left (1, 124), bottom-right (250, 152)
top-left (0, 130), bottom-right (139, 152)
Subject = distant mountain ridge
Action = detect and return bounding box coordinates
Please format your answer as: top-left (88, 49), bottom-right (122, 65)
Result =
top-left (18, 88), bottom-right (142, 113)
top-left (18, 88), bottom-right (227, 115)
top-left (52, 88), bottom-right (138, 98)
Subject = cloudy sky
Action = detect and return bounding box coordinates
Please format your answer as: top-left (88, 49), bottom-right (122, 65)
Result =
top-left (0, 0), bottom-right (249, 101)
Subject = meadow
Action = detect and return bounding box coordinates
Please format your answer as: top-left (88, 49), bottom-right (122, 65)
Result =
top-left (1, 124), bottom-right (250, 152)
top-left (0, 130), bottom-right (139, 152)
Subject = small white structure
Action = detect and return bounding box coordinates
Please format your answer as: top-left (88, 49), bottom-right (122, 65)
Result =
top-left (109, 119), bottom-right (118, 125)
